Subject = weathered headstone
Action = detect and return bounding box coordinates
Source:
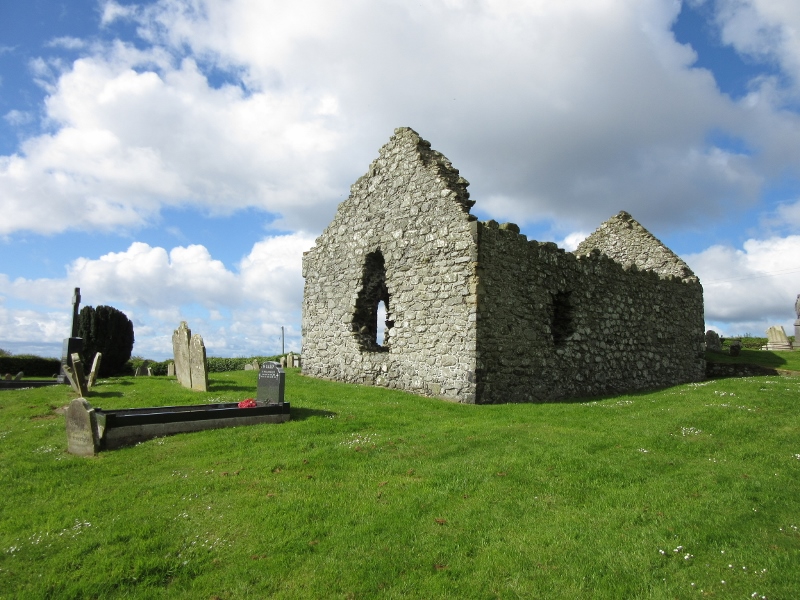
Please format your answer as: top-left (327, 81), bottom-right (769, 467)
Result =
top-left (251, 359), bottom-right (260, 370)
top-left (244, 363), bottom-right (254, 371)
top-left (764, 325), bottom-right (792, 351)
top-left (4, 373), bottom-right (12, 380)
top-left (705, 330), bottom-right (722, 353)
top-left (147, 367), bottom-right (153, 376)
top-left (65, 398), bottom-right (100, 456)
top-left (189, 334), bottom-right (208, 392)
top-left (795, 293), bottom-right (800, 342)
top-left (172, 322), bottom-right (192, 388)
top-left (167, 362), bottom-right (175, 377)
top-left (256, 362), bottom-right (285, 405)
top-left (87, 353), bottom-right (102, 390)
top-left (135, 365), bottom-right (147, 377)
top-left (279, 356), bottom-right (287, 368)
top-left (729, 340), bottom-right (742, 357)
top-left (293, 355), bottom-right (301, 368)
top-left (70, 353), bottom-right (89, 396)
top-left (13, 371), bottom-right (23, 381)
top-left (58, 337), bottom-right (83, 384)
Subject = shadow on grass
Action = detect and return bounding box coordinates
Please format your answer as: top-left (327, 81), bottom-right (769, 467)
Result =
top-left (209, 383), bottom-right (255, 392)
top-left (290, 407), bottom-right (336, 421)
top-left (706, 349), bottom-right (797, 369)
top-left (89, 391), bottom-right (124, 399)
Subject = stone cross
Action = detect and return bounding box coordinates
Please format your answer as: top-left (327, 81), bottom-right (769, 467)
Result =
top-left (71, 287), bottom-right (81, 338)
top-left (256, 362), bottom-right (285, 405)
top-left (189, 334), bottom-right (208, 392)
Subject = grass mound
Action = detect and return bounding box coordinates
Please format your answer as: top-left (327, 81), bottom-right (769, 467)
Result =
top-left (1, 370), bottom-right (798, 598)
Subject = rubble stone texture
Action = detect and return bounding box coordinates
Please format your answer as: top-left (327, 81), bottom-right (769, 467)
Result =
top-left (302, 127), bottom-right (706, 403)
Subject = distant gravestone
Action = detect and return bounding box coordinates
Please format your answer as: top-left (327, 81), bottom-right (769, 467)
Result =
top-left (135, 364), bottom-right (148, 377)
top-left (293, 355), bottom-right (301, 368)
top-left (251, 359), bottom-right (260, 370)
top-left (256, 362), bottom-right (285, 406)
top-left (705, 330), bottom-right (722, 353)
top-left (189, 334), bottom-right (208, 392)
top-left (729, 340), bottom-right (742, 357)
top-left (3, 374), bottom-right (11, 381)
top-left (244, 363), bottom-right (254, 371)
top-left (13, 371), bottom-right (23, 381)
top-left (279, 356), bottom-right (287, 368)
top-left (764, 326), bottom-right (792, 351)
top-left (172, 322), bottom-right (192, 388)
top-left (795, 293), bottom-right (800, 342)
top-left (147, 367), bottom-right (153, 376)
top-left (65, 398), bottom-right (99, 456)
top-left (167, 362), bottom-right (175, 377)
top-left (88, 353), bottom-right (102, 390)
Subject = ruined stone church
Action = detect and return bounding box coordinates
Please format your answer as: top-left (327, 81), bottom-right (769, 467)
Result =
top-left (301, 127), bottom-right (705, 403)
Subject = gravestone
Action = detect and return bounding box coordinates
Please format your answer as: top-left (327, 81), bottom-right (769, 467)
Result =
top-left (293, 355), bottom-right (301, 368)
top-left (795, 294), bottom-right (800, 343)
top-left (257, 362), bottom-right (285, 405)
top-left (729, 340), bottom-right (742, 357)
top-left (65, 398), bottom-right (100, 456)
top-left (135, 364), bottom-right (148, 377)
top-left (13, 371), bottom-right (23, 381)
top-left (251, 359), bottom-right (260, 370)
top-left (244, 363), bottom-right (254, 371)
top-left (705, 330), bottom-right (722, 352)
top-left (167, 362), bottom-right (175, 377)
top-left (70, 353), bottom-right (89, 396)
top-left (58, 337), bottom-right (83, 384)
top-left (147, 367), bottom-right (153, 376)
top-left (87, 353), bottom-right (102, 390)
top-left (172, 322), bottom-right (192, 388)
top-left (279, 356), bottom-right (287, 368)
top-left (764, 325), bottom-right (792, 351)
top-left (4, 373), bottom-right (12, 380)
top-left (189, 334), bottom-right (208, 392)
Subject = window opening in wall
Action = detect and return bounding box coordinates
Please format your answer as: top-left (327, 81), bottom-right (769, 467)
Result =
top-left (353, 250), bottom-right (392, 352)
top-left (376, 300), bottom-right (387, 346)
top-left (550, 291), bottom-right (574, 346)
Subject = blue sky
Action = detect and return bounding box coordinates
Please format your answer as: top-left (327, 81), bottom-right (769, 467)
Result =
top-left (1, 0), bottom-right (799, 360)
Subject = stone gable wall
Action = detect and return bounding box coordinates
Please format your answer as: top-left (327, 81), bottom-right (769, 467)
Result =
top-left (475, 222), bottom-right (705, 403)
top-left (301, 128), bottom-right (479, 401)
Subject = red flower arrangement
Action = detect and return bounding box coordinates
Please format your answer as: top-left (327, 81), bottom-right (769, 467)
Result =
top-left (238, 398), bottom-right (257, 408)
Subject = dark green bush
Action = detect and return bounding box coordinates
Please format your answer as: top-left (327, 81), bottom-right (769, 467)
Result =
top-left (0, 355), bottom-right (61, 377)
top-left (78, 305), bottom-right (135, 377)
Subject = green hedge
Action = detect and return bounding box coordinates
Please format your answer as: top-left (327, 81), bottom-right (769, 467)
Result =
top-left (124, 356), bottom-right (287, 376)
top-left (0, 355), bottom-right (61, 378)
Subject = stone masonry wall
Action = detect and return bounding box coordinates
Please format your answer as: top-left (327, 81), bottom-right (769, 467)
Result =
top-left (302, 128), bottom-right (706, 403)
top-left (475, 220), bottom-right (706, 403)
top-left (301, 128), bottom-right (479, 401)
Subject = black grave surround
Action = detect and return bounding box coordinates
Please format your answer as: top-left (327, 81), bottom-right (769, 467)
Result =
top-left (98, 402), bottom-right (290, 427)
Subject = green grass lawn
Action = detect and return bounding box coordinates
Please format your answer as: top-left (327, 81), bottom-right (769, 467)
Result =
top-left (1, 369), bottom-right (799, 599)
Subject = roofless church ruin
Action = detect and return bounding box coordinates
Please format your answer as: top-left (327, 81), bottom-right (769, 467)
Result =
top-left (301, 127), bottom-right (705, 403)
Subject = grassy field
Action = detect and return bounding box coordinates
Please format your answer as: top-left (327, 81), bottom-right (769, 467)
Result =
top-left (1, 365), bottom-right (799, 599)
